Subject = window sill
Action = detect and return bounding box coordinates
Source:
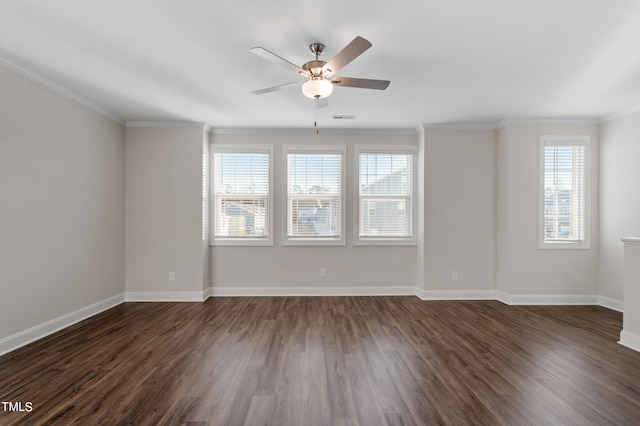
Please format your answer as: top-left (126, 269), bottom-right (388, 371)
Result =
top-left (211, 239), bottom-right (273, 247)
top-left (282, 238), bottom-right (346, 247)
top-left (355, 238), bottom-right (417, 247)
top-left (539, 241), bottom-right (591, 250)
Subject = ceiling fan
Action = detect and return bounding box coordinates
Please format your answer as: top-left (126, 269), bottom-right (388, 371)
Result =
top-left (250, 36), bottom-right (390, 100)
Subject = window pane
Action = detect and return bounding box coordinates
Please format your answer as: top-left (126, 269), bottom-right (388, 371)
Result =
top-left (213, 152), bottom-right (269, 239)
top-left (287, 153), bottom-right (342, 239)
top-left (543, 145), bottom-right (585, 242)
top-left (217, 198), bottom-right (268, 237)
top-left (288, 196), bottom-right (341, 237)
top-left (359, 153), bottom-right (413, 238)
top-left (215, 153), bottom-right (269, 195)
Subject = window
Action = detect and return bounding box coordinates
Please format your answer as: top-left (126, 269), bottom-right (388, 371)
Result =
top-left (539, 135), bottom-right (590, 249)
top-left (284, 146), bottom-right (345, 245)
top-left (211, 145), bottom-right (273, 246)
top-left (356, 147), bottom-right (416, 245)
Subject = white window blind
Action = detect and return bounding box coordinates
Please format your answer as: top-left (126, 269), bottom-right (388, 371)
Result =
top-left (359, 152), bottom-right (413, 239)
top-left (542, 141), bottom-right (587, 245)
top-left (212, 150), bottom-right (270, 242)
top-left (287, 152), bottom-right (342, 241)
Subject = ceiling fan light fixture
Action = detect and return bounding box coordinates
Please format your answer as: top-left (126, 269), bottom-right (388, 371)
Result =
top-left (302, 78), bottom-right (333, 99)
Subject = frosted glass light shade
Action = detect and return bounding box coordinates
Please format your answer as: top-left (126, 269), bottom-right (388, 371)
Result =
top-left (302, 78), bottom-right (333, 99)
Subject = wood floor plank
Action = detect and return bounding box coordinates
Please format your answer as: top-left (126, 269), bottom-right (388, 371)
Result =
top-left (1, 297), bottom-right (640, 425)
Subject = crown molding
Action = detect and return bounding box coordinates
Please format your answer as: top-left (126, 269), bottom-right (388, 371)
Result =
top-left (600, 105), bottom-right (640, 123)
top-left (424, 118), bottom-right (602, 131)
top-left (497, 118), bottom-right (600, 128)
top-left (210, 127), bottom-right (418, 135)
top-left (423, 122), bottom-right (498, 131)
top-left (125, 120), bottom-right (209, 129)
top-left (0, 52), bottom-right (125, 126)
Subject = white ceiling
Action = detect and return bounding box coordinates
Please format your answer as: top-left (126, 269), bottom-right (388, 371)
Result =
top-left (2, 0), bottom-right (640, 130)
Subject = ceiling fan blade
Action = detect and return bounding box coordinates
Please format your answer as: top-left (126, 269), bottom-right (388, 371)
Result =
top-left (322, 36), bottom-right (372, 75)
top-left (251, 81), bottom-right (303, 95)
top-left (331, 77), bottom-right (390, 90)
top-left (250, 47), bottom-right (310, 76)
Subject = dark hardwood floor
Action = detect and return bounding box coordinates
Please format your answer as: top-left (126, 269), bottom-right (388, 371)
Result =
top-left (1, 297), bottom-right (639, 425)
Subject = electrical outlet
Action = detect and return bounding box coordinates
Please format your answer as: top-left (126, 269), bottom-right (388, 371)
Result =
top-left (169, 272), bottom-right (176, 281)
top-left (452, 271), bottom-right (459, 281)
top-left (320, 268), bottom-right (327, 278)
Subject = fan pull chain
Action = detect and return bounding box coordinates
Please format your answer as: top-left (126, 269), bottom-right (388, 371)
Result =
top-left (314, 98), bottom-right (319, 134)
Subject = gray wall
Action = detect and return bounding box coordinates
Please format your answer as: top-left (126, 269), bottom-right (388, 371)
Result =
top-left (209, 132), bottom-right (418, 292)
top-left (496, 124), bottom-right (600, 299)
top-left (599, 113), bottom-right (640, 302)
top-left (0, 65), bottom-right (125, 340)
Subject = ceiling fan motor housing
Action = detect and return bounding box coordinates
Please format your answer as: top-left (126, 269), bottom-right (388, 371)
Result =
top-left (302, 60), bottom-right (327, 77)
top-left (304, 42), bottom-right (331, 76)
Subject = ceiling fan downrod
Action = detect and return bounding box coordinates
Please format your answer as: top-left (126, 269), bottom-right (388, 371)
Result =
top-left (309, 42), bottom-right (325, 60)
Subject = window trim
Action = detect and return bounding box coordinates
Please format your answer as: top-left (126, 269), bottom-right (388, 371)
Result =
top-left (354, 145), bottom-right (418, 246)
top-left (282, 145), bottom-right (346, 246)
top-left (538, 135), bottom-right (591, 250)
top-left (210, 144), bottom-right (274, 247)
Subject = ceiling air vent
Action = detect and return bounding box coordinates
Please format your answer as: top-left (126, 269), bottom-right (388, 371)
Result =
top-left (332, 115), bottom-right (356, 120)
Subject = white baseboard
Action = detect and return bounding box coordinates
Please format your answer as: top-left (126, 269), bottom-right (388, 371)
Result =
top-left (125, 291), bottom-right (206, 302)
top-left (209, 286), bottom-right (417, 297)
top-left (0, 293), bottom-right (125, 357)
top-left (203, 286), bottom-right (214, 299)
top-left (619, 330), bottom-right (640, 354)
top-left (497, 291), bottom-right (598, 306)
top-left (417, 289), bottom-right (496, 301)
top-left (598, 296), bottom-right (623, 312)
top-left (0, 287), bottom-right (627, 358)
